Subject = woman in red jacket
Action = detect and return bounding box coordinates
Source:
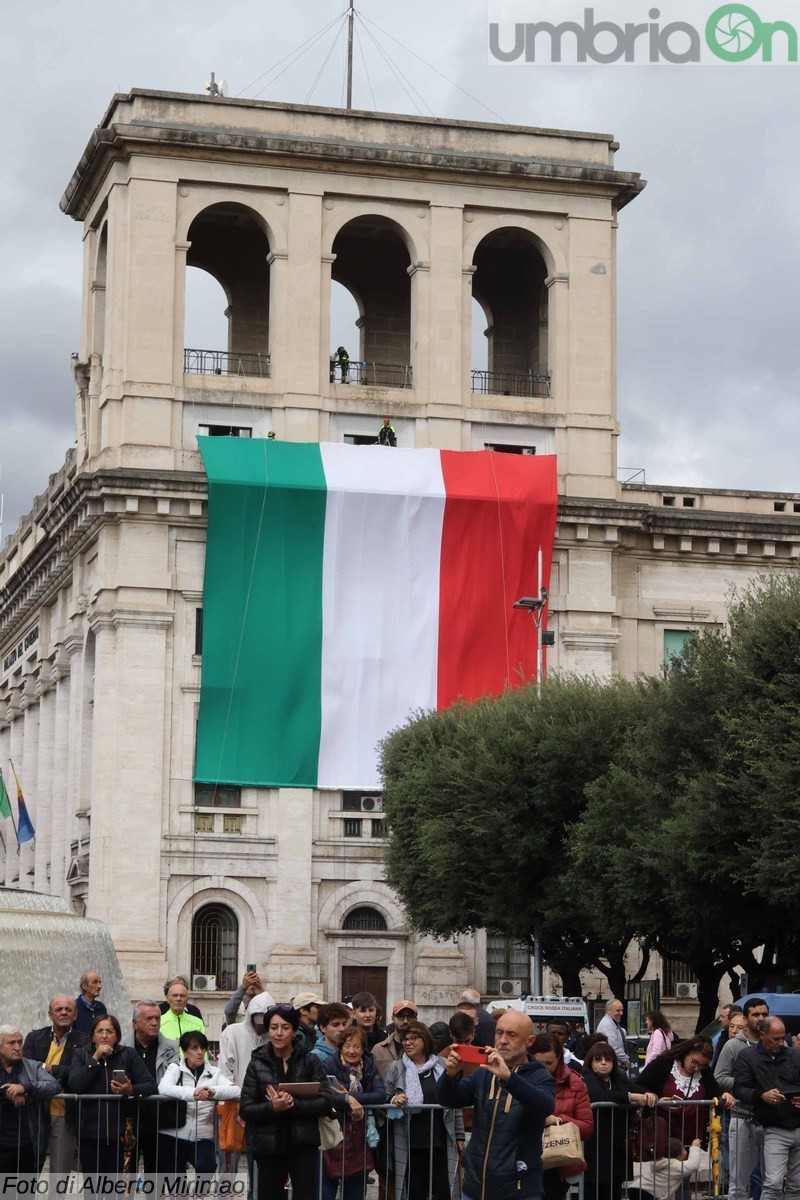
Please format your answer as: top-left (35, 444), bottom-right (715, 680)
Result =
top-left (533, 1033), bottom-right (595, 1200)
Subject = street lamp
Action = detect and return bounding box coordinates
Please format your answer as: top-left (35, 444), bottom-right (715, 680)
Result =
top-left (513, 548), bottom-right (550, 995)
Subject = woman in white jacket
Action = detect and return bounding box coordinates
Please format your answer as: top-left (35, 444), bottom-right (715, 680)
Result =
top-left (158, 1031), bottom-right (240, 1177)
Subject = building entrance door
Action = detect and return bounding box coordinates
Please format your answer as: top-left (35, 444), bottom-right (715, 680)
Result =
top-left (341, 966), bottom-right (388, 1019)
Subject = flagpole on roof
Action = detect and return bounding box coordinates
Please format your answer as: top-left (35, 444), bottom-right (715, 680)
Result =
top-left (346, 0), bottom-right (355, 109)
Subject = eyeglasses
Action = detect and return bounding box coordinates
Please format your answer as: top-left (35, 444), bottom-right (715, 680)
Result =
top-left (401, 1034), bottom-right (423, 1043)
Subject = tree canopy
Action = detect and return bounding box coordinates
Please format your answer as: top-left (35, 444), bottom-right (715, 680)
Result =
top-left (379, 571), bottom-right (800, 1029)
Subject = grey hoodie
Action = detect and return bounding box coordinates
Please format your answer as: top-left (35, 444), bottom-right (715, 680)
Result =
top-left (716, 1029), bottom-right (759, 1116)
top-left (217, 988), bottom-right (276, 1085)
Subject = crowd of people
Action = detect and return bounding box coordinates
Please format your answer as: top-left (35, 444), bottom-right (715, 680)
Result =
top-left (4, 978), bottom-right (799, 1200)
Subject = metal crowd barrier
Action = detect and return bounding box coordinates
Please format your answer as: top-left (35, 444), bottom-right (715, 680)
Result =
top-left (0, 1093), bottom-right (758, 1200)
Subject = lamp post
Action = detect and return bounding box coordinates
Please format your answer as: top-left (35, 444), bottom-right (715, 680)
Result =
top-left (513, 548), bottom-right (548, 697)
top-left (514, 546), bottom-right (548, 994)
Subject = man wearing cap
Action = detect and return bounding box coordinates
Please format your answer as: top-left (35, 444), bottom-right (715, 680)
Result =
top-left (293, 991), bottom-right (324, 1053)
top-left (373, 1001), bottom-right (418, 1081)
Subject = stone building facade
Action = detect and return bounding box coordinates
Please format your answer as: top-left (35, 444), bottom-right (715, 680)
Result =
top-left (1, 90), bottom-right (797, 1032)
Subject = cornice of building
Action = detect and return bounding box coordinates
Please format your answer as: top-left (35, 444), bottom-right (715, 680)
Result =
top-left (0, 468), bottom-right (207, 649)
top-left (60, 91), bottom-right (645, 221)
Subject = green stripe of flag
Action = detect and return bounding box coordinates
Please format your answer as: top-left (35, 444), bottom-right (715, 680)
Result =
top-left (0, 773), bottom-right (10, 819)
top-left (195, 438), bottom-right (327, 788)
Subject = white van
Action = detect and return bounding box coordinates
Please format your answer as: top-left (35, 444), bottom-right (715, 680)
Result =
top-left (486, 995), bottom-right (590, 1036)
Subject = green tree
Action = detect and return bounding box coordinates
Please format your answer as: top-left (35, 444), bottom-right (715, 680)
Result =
top-left (380, 674), bottom-right (644, 983)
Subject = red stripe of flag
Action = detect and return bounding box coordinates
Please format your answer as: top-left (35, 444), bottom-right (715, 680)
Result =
top-left (436, 451), bottom-right (558, 710)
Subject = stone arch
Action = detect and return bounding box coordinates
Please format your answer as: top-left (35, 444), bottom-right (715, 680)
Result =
top-left (463, 214), bottom-right (564, 278)
top-left (91, 224), bottom-right (108, 358)
top-left (176, 193), bottom-right (284, 255)
top-left (184, 202), bottom-right (274, 359)
top-left (167, 878), bottom-right (266, 979)
top-left (469, 224), bottom-right (554, 384)
top-left (317, 881), bottom-right (406, 933)
top-left (322, 205), bottom-right (427, 264)
top-left (329, 214), bottom-right (415, 382)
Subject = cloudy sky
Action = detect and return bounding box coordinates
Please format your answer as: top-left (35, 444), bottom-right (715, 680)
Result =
top-left (2, 0), bottom-right (798, 539)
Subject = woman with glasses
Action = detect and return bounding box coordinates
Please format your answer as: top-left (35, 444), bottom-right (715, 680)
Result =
top-left (68, 1013), bottom-right (157, 1178)
top-left (384, 1020), bottom-right (464, 1200)
top-left (582, 1043), bottom-right (657, 1200)
top-left (240, 1003), bottom-right (335, 1200)
top-left (634, 1037), bottom-right (733, 1149)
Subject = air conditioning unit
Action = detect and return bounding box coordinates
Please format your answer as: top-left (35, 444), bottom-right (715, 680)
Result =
top-left (676, 982), bottom-right (699, 1000)
top-left (499, 979), bottom-right (522, 998)
top-left (359, 796), bottom-right (383, 813)
top-left (192, 974), bottom-right (217, 991)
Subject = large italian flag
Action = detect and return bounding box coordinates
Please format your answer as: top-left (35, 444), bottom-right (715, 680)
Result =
top-left (195, 439), bottom-right (557, 790)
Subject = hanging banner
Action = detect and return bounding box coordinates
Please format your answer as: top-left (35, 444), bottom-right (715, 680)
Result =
top-left (196, 439), bottom-right (557, 790)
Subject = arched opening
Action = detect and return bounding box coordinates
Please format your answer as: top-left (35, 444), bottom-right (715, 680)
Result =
top-left (331, 280), bottom-right (362, 371)
top-left (331, 216), bottom-right (412, 388)
top-left (91, 227), bottom-right (107, 358)
top-left (185, 267), bottom-right (229, 351)
top-left (185, 204), bottom-right (271, 378)
top-left (471, 295), bottom-right (490, 372)
top-left (342, 906), bottom-right (388, 932)
top-left (471, 228), bottom-right (550, 398)
top-left (191, 902), bottom-right (239, 990)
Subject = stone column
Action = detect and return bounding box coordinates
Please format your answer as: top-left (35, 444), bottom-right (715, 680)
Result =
top-left (173, 240), bottom-right (191, 383)
top-left (284, 191), bottom-right (324, 399)
top-left (267, 250), bottom-right (289, 393)
top-left (64, 627), bottom-right (88, 911)
top-left (20, 674), bottom-right (40, 888)
top-left (425, 204), bottom-right (464, 407)
top-left (51, 651), bottom-right (73, 900)
top-left (86, 610), bottom-right (172, 979)
top-left (267, 787), bottom-right (323, 994)
top-left (34, 679), bottom-right (56, 893)
top-left (0, 716), bottom-right (10, 878)
top-left (6, 696), bottom-right (24, 887)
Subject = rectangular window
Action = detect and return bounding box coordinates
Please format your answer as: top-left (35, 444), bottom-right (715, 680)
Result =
top-left (222, 814), bottom-right (243, 834)
top-left (344, 434), bottom-right (378, 446)
top-left (194, 784), bottom-right (241, 808)
top-left (194, 813), bottom-right (214, 833)
top-left (195, 608), bottom-right (203, 656)
top-left (662, 958), bottom-right (697, 997)
top-left (484, 443), bottom-right (536, 455)
top-left (486, 933), bottom-right (531, 995)
top-left (198, 424), bottom-right (253, 438)
top-left (343, 792), bottom-right (383, 813)
top-left (371, 820), bottom-right (386, 838)
top-left (343, 818), bottom-right (363, 838)
top-left (663, 629), bottom-right (693, 664)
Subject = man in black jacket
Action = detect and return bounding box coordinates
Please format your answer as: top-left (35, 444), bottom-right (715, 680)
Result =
top-left (23, 995), bottom-right (88, 1174)
top-left (734, 1017), bottom-right (800, 1200)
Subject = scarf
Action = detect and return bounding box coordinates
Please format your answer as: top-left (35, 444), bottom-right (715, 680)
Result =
top-left (340, 1057), bottom-right (364, 1095)
top-left (402, 1053), bottom-right (440, 1107)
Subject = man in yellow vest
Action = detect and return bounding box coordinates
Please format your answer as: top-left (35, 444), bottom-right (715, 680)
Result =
top-left (22, 996), bottom-right (86, 1174)
top-left (159, 979), bottom-right (205, 1043)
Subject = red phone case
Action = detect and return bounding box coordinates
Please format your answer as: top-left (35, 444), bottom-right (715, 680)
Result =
top-left (453, 1043), bottom-right (491, 1064)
